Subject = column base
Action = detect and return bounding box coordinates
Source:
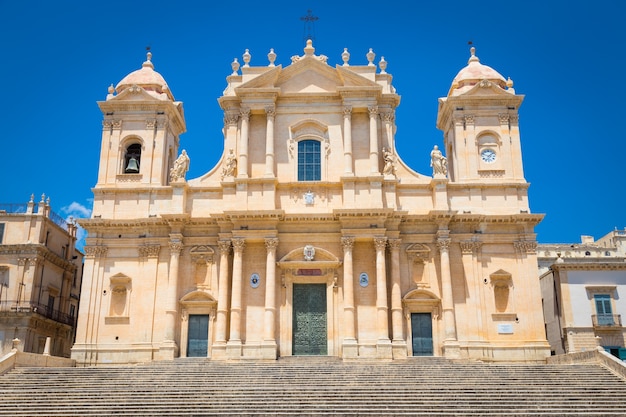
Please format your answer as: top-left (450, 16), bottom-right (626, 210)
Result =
top-left (443, 340), bottom-right (461, 359)
top-left (226, 340), bottom-right (243, 359)
top-left (211, 341), bottom-right (227, 360)
top-left (342, 338), bottom-right (359, 359)
top-left (392, 339), bottom-right (407, 359)
top-left (376, 338), bottom-right (393, 360)
top-left (155, 340), bottom-right (178, 361)
top-left (261, 341), bottom-right (278, 360)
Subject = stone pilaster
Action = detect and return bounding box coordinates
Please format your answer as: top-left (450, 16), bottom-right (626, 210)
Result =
top-left (343, 106), bottom-right (353, 175)
top-left (437, 231), bottom-right (460, 358)
top-left (264, 106), bottom-right (275, 177)
top-left (341, 236), bottom-right (357, 358)
top-left (374, 237), bottom-right (392, 359)
top-left (212, 240), bottom-right (231, 359)
top-left (227, 238), bottom-right (245, 359)
top-left (262, 238), bottom-right (279, 359)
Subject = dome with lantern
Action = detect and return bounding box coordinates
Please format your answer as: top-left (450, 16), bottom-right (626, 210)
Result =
top-left (114, 51), bottom-right (175, 101)
top-left (447, 47), bottom-right (509, 96)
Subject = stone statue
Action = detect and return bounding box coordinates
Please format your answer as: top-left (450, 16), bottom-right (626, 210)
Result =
top-left (169, 149), bottom-right (190, 182)
top-left (221, 148), bottom-right (237, 179)
top-left (430, 145), bottom-right (448, 176)
top-left (382, 147), bottom-right (396, 176)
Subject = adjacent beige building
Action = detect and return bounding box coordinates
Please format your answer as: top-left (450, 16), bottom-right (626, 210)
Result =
top-left (72, 41), bottom-right (550, 366)
top-left (0, 195), bottom-right (83, 357)
top-left (539, 230), bottom-right (626, 358)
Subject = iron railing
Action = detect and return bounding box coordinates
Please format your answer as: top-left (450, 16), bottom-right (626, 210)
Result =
top-left (0, 300), bottom-right (75, 327)
top-left (592, 314), bottom-right (622, 327)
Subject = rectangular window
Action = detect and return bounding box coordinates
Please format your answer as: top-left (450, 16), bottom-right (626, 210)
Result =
top-left (594, 294), bottom-right (614, 325)
top-left (0, 223), bottom-right (4, 244)
top-left (298, 140), bottom-right (321, 181)
top-left (47, 295), bottom-right (55, 313)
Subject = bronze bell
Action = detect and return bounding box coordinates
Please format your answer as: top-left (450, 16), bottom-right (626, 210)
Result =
top-left (125, 157), bottom-right (139, 173)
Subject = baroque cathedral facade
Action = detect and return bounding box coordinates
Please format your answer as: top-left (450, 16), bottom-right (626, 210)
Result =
top-left (72, 41), bottom-right (549, 365)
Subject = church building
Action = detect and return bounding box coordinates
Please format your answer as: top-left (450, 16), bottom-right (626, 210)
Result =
top-left (72, 41), bottom-right (550, 365)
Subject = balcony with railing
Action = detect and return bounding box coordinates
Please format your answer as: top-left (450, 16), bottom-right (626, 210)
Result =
top-left (592, 314), bottom-right (622, 329)
top-left (0, 300), bottom-right (75, 327)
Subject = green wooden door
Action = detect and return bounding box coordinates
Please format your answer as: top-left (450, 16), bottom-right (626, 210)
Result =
top-left (187, 314), bottom-right (209, 357)
top-left (411, 313), bottom-right (433, 356)
top-left (292, 284), bottom-right (327, 355)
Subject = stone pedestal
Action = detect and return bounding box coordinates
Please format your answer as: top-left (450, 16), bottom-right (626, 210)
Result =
top-left (377, 339), bottom-right (393, 360)
top-left (261, 341), bottom-right (278, 360)
top-left (392, 340), bottom-right (407, 359)
top-left (226, 341), bottom-right (242, 359)
top-left (342, 339), bottom-right (359, 359)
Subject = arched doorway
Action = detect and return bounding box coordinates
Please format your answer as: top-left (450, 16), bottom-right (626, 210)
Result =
top-left (403, 289), bottom-right (441, 357)
top-left (179, 291), bottom-right (217, 358)
top-left (277, 246), bottom-right (341, 357)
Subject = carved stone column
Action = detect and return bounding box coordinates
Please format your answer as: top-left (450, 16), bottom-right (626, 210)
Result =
top-left (437, 231), bottom-right (459, 357)
top-left (341, 237), bottom-right (357, 358)
top-left (343, 106), bottom-right (353, 175)
top-left (227, 238), bottom-right (245, 358)
top-left (460, 240), bottom-right (483, 340)
top-left (369, 106), bottom-right (379, 173)
top-left (374, 237), bottom-right (392, 358)
top-left (388, 238), bottom-right (407, 358)
top-left (264, 106), bottom-right (275, 177)
top-left (213, 240), bottom-right (231, 358)
top-left (238, 108), bottom-right (249, 178)
top-left (262, 238), bottom-right (279, 358)
top-left (164, 236), bottom-right (183, 344)
top-left (381, 111), bottom-right (395, 152)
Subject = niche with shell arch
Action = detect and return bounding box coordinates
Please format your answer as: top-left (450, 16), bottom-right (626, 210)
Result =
top-left (106, 273), bottom-right (132, 324)
top-left (489, 269), bottom-right (514, 315)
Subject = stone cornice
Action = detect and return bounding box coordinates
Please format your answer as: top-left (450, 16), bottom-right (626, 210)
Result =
top-left (551, 262), bottom-right (626, 271)
top-left (0, 244), bottom-right (76, 272)
top-left (447, 182), bottom-right (531, 190)
top-left (98, 100), bottom-right (186, 134)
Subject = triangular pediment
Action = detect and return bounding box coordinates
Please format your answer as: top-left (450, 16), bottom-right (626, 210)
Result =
top-left (458, 80), bottom-right (518, 99)
top-left (236, 56), bottom-right (381, 96)
top-left (109, 85), bottom-right (164, 102)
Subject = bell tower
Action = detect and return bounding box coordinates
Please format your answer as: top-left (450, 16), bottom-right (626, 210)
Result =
top-left (95, 52), bottom-right (186, 194)
top-left (436, 47), bottom-right (525, 184)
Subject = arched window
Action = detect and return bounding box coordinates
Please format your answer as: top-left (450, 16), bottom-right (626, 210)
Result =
top-left (298, 140), bottom-right (320, 181)
top-left (124, 143), bottom-right (142, 173)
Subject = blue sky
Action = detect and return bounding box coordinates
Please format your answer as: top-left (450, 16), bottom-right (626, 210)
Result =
top-left (1, 0), bottom-right (624, 246)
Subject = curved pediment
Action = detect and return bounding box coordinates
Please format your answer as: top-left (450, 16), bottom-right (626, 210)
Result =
top-left (277, 245), bottom-right (341, 270)
top-left (180, 290), bottom-right (216, 303)
top-left (404, 288), bottom-right (440, 301)
top-left (279, 246), bottom-right (338, 263)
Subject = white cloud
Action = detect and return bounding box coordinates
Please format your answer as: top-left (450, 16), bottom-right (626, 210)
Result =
top-left (62, 201), bottom-right (92, 218)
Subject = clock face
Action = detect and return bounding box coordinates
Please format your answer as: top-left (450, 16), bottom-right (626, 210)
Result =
top-left (481, 149), bottom-right (496, 163)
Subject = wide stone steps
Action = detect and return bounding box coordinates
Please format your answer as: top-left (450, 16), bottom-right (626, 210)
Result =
top-left (1, 357), bottom-right (625, 416)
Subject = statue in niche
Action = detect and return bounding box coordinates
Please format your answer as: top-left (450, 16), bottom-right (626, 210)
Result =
top-left (430, 145), bottom-right (448, 176)
top-left (382, 147), bottom-right (396, 176)
top-left (169, 149), bottom-right (190, 182)
top-left (221, 148), bottom-right (237, 179)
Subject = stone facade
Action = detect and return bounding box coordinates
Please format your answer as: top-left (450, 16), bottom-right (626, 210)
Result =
top-left (0, 194), bottom-right (83, 357)
top-left (72, 42), bottom-right (550, 365)
top-left (539, 230), bottom-right (626, 358)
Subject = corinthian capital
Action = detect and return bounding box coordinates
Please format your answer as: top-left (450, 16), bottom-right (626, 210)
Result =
top-left (218, 240), bottom-right (232, 255)
top-left (265, 238), bottom-right (279, 252)
top-left (374, 237), bottom-right (387, 251)
top-left (341, 236), bottom-right (355, 251)
top-left (232, 238), bottom-right (246, 253)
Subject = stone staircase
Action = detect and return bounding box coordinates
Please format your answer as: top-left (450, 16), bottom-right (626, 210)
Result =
top-left (1, 356), bottom-right (625, 416)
